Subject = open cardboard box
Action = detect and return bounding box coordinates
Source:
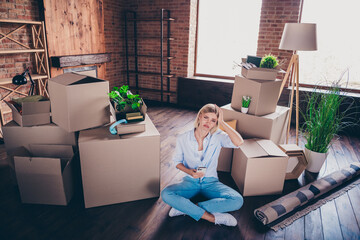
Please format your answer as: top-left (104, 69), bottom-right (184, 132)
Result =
top-left (231, 75), bottom-right (282, 116)
top-left (5, 99), bottom-right (50, 127)
top-left (2, 121), bottom-right (77, 185)
top-left (241, 58), bottom-right (284, 81)
top-left (279, 144), bottom-right (308, 180)
top-left (219, 105), bottom-right (289, 172)
top-left (48, 73), bottom-right (110, 132)
top-left (14, 144), bottom-right (75, 205)
top-left (110, 101), bottom-right (147, 135)
top-left (78, 114), bottom-right (160, 208)
top-left (231, 139), bottom-right (289, 196)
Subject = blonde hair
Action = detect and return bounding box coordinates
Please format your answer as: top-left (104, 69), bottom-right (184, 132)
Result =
top-left (194, 103), bottom-right (219, 134)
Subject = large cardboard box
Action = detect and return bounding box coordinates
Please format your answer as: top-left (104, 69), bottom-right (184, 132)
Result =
top-left (218, 105), bottom-right (289, 172)
top-left (2, 121), bottom-right (77, 184)
top-left (222, 104), bottom-right (289, 144)
top-left (2, 121), bottom-right (77, 154)
top-left (5, 100), bottom-right (51, 127)
top-left (231, 139), bottom-right (288, 196)
top-left (48, 73), bottom-right (110, 132)
top-left (79, 114), bottom-right (160, 208)
top-left (231, 75), bottom-right (282, 116)
top-left (14, 145), bottom-right (75, 205)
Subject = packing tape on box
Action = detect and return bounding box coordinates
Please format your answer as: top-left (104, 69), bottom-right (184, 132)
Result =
top-left (109, 119), bottom-right (127, 135)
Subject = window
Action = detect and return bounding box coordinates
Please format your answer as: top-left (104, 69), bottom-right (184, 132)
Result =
top-left (195, 0), bottom-right (262, 78)
top-left (300, 0), bottom-right (360, 90)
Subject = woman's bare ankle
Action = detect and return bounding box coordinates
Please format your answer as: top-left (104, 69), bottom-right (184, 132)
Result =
top-left (201, 211), bottom-right (215, 223)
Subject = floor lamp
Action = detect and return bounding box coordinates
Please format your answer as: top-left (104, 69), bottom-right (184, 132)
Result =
top-left (278, 23), bottom-right (317, 145)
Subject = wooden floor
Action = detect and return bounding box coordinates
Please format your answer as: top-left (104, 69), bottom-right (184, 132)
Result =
top-left (0, 104), bottom-right (359, 240)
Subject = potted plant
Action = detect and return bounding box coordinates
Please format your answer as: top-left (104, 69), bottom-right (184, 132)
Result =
top-left (259, 54), bottom-right (279, 69)
top-left (301, 86), bottom-right (350, 173)
top-left (108, 85), bottom-right (144, 120)
top-left (241, 96), bottom-right (251, 114)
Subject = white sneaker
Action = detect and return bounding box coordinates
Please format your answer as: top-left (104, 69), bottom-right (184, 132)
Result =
top-left (169, 207), bottom-right (186, 217)
top-left (213, 212), bottom-right (237, 227)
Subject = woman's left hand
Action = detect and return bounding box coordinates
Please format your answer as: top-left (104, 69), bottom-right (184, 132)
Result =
top-left (216, 105), bottom-right (224, 125)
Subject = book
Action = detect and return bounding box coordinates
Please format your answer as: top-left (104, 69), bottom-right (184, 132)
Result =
top-left (116, 120), bottom-right (146, 135)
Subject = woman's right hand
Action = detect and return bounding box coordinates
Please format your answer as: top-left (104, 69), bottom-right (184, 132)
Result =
top-left (191, 169), bottom-right (205, 178)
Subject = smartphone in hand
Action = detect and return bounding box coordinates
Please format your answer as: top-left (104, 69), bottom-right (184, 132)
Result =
top-left (197, 167), bottom-right (207, 174)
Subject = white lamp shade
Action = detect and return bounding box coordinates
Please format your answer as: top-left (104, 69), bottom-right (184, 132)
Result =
top-left (279, 23), bottom-right (317, 51)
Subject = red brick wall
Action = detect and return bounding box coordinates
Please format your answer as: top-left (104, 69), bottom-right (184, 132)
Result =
top-left (119, 0), bottom-right (194, 103)
top-left (1, 0), bottom-right (303, 108)
top-left (0, 0), bottom-right (41, 122)
top-left (257, 0), bottom-right (301, 76)
top-left (104, 0), bottom-right (125, 89)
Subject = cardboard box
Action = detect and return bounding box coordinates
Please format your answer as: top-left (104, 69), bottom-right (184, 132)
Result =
top-left (231, 75), bottom-right (282, 116)
top-left (218, 106), bottom-right (289, 172)
top-left (218, 148), bottom-right (233, 172)
top-left (231, 139), bottom-right (289, 196)
top-left (79, 114), bottom-right (160, 208)
top-left (2, 121), bottom-right (77, 154)
top-left (279, 144), bottom-right (308, 180)
top-left (14, 145), bottom-right (75, 205)
top-left (217, 120), bottom-right (237, 172)
top-left (222, 104), bottom-right (289, 144)
top-left (2, 121), bottom-right (77, 184)
top-left (48, 73), bottom-right (110, 132)
top-left (241, 66), bottom-right (281, 81)
top-left (116, 120), bottom-right (146, 135)
top-left (5, 100), bottom-right (51, 127)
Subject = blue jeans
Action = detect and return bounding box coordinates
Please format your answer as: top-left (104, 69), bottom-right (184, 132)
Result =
top-left (161, 176), bottom-right (243, 221)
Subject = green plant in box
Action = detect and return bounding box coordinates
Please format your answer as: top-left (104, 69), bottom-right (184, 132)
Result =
top-left (108, 85), bottom-right (142, 112)
top-left (260, 54), bottom-right (279, 69)
top-left (242, 96), bottom-right (251, 108)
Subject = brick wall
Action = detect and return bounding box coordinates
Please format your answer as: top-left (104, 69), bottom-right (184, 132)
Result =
top-left (119, 0), bottom-right (194, 103)
top-left (1, 0), bottom-right (303, 108)
top-left (104, 0), bottom-right (125, 90)
top-left (257, 0), bottom-right (302, 77)
top-left (0, 0), bottom-right (41, 123)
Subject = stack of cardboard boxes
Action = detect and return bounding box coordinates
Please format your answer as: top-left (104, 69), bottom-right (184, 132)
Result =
top-left (218, 66), bottom-right (290, 196)
top-left (2, 73), bottom-right (160, 208)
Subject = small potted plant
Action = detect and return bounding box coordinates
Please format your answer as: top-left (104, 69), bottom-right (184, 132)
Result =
top-left (259, 54), bottom-right (279, 69)
top-left (108, 85), bottom-right (145, 120)
top-left (241, 96), bottom-right (251, 114)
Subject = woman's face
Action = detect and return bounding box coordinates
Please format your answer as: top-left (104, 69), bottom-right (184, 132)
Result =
top-left (199, 112), bottom-right (218, 131)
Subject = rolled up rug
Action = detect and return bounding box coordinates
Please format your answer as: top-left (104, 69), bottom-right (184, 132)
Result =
top-left (254, 162), bottom-right (360, 230)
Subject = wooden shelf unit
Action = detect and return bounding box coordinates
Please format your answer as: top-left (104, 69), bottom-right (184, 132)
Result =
top-left (0, 19), bottom-right (50, 98)
top-left (124, 9), bottom-right (174, 103)
top-left (0, 19), bottom-right (51, 125)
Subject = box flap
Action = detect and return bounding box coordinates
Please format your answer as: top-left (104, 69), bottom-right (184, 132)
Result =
top-left (239, 139), bottom-right (269, 158)
top-left (68, 76), bottom-right (105, 85)
top-left (49, 73), bottom-right (87, 86)
top-left (257, 139), bottom-right (288, 157)
top-left (50, 73), bottom-right (105, 86)
top-left (29, 144), bottom-right (74, 158)
top-left (279, 144), bottom-right (303, 153)
top-left (22, 101), bottom-right (51, 115)
top-left (14, 156), bottom-right (62, 175)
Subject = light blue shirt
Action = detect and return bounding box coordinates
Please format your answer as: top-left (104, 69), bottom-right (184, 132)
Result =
top-left (173, 128), bottom-right (240, 179)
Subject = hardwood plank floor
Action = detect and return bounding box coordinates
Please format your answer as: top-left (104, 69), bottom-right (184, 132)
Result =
top-left (0, 104), bottom-right (359, 240)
